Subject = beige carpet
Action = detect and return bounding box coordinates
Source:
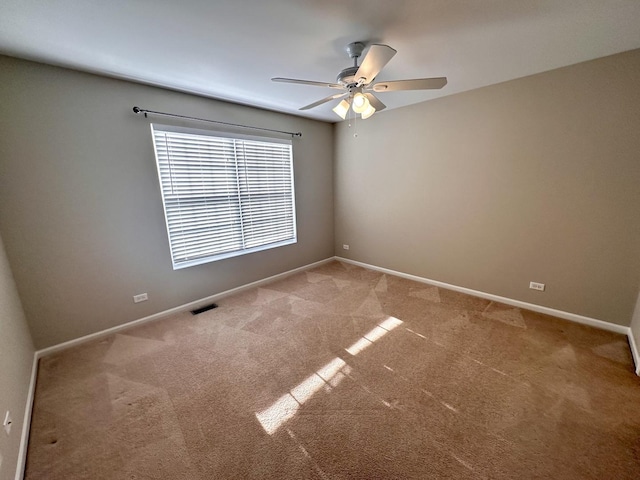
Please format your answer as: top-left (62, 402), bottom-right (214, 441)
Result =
top-left (25, 261), bottom-right (640, 479)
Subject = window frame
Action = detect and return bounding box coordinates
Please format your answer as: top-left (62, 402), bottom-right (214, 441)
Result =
top-left (150, 123), bottom-right (297, 270)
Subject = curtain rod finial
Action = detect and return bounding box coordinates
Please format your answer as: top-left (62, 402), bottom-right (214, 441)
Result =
top-left (133, 106), bottom-right (141, 114)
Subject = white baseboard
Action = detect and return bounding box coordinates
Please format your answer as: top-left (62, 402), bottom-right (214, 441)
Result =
top-left (336, 257), bottom-right (630, 336)
top-left (36, 257), bottom-right (335, 358)
top-left (628, 328), bottom-right (640, 376)
top-left (15, 254), bottom-right (639, 478)
top-left (15, 256), bottom-right (334, 479)
top-left (338, 257), bottom-right (640, 376)
top-left (14, 352), bottom-right (38, 480)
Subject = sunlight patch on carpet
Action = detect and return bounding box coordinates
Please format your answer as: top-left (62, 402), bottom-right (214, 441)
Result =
top-left (346, 316), bottom-right (403, 356)
top-left (255, 359), bottom-right (347, 435)
top-left (256, 316), bottom-right (403, 435)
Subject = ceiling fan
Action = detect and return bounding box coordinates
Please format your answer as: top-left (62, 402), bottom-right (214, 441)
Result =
top-left (272, 41), bottom-right (447, 120)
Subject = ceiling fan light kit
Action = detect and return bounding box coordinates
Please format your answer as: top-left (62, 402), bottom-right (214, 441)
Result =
top-left (351, 92), bottom-right (369, 113)
top-left (361, 104), bottom-right (376, 119)
top-left (332, 99), bottom-right (350, 119)
top-left (272, 41), bottom-right (447, 121)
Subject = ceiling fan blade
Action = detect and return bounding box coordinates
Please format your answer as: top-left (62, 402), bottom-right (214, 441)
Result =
top-left (371, 77), bottom-right (448, 92)
top-left (300, 92), bottom-right (347, 111)
top-left (272, 77), bottom-right (343, 89)
top-left (355, 44), bottom-right (397, 85)
top-left (364, 93), bottom-right (386, 112)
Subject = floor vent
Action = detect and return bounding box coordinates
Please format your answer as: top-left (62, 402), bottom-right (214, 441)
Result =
top-left (191, 303), bottom-right (218, 315)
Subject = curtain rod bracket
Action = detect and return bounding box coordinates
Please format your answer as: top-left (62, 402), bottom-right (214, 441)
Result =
top-left (132, 106), bottom-right (302, 138)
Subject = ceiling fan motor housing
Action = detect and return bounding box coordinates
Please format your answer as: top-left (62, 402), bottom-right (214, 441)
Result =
top-left (338, 42), bottom-right (367, 86)
top-left (336, 66), bottom-right (360, 86)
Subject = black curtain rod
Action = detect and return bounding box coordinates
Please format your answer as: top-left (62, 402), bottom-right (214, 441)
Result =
top-left (132, 106), bottom-right (302, 138)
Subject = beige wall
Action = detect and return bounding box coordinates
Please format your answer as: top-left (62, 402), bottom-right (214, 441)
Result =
top-left (0, 233), bottom-right (35, 480)
top-left (0, 56), bottom-right (334, 349)
top-left (335, 49), bottom-right (640, 326)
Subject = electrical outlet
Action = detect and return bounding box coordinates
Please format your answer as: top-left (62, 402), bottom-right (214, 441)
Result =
top-left (3, 410), bottom-right (12, 435)
top-left (133, 293), bottom-right (148, 303)
top-left (342, 244), bottom-right (350, 250)
top-left (529, 282), bottom-right (545, 291)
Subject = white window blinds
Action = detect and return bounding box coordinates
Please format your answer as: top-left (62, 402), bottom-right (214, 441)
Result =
top-left (151, 125), bottom-right (296, 269)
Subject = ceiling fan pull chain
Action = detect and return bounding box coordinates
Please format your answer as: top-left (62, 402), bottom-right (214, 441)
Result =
top-left (351, 106), bottom-right (358, 138)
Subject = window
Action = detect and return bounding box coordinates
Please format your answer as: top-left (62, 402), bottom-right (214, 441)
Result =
top-left (151, 124), bottom-right (296, 269)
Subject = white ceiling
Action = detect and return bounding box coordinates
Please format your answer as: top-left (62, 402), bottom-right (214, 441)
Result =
top-left (2, 0), bottom-right (640, 123)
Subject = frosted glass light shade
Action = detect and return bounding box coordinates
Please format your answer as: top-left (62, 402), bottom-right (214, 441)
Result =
top-left (352, 93), bottom-right (370, 113)
top-left (332, 99), bottom-right (350, 119)
top-left (361, 104), bottom-right (376, 119)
